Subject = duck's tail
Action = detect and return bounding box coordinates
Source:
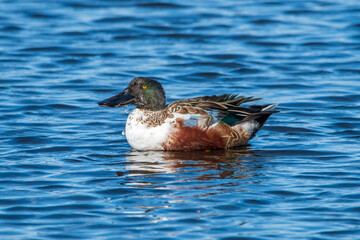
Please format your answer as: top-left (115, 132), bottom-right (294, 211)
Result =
top-left (232, 104), bottom-right (278, 139)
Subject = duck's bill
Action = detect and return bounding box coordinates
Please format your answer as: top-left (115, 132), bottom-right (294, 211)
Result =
top-left (98, 88), bottom-right (135, 107)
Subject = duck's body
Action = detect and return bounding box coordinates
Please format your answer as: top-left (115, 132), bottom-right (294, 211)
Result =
top-left (99, 77), bottom-right (278, 151)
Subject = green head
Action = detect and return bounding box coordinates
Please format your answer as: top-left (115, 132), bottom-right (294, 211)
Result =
top-left (98, 77), bottom-right (166, 110)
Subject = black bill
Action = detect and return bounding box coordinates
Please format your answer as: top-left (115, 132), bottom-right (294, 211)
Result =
top-left (98, 88), bottom-right (134, 107)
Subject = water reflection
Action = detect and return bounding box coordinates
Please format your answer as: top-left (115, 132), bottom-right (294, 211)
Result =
top-left (121, 148), bottom-right (266, 181)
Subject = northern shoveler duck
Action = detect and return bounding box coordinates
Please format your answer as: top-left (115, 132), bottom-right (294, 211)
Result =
top-left (98, 77), bottom-right (278, 151)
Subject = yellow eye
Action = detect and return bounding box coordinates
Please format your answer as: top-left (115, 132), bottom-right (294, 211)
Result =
top-left (143, 85), bottom-right (147, 89)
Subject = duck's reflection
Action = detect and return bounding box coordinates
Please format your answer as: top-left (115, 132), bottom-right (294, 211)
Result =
top-left (119, 147), bottom-right (265, 181)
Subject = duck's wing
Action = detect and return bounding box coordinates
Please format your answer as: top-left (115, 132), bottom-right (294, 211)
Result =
top-left (166, 94), bottom-right (277, 128)
top-left (168, 94), bottom-right (257, 108)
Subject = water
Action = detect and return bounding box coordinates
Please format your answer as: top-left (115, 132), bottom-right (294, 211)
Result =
top-left (1, 0), bottom-right (360, 239)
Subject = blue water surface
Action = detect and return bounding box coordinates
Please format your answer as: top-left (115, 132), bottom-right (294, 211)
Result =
top-left (1, 0), bottom-right (360, 239)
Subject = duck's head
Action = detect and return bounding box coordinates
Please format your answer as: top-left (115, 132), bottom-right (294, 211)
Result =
top-left (98, 77), bottom-right (166, 111)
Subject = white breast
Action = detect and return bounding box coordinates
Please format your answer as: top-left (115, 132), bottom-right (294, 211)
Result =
top-left (124, 109), bottom-right (176, 151)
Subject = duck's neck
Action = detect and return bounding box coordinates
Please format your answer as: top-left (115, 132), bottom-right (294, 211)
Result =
top-left (130, 108), bottom-right (169, 127)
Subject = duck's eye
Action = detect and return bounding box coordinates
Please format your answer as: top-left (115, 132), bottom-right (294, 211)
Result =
top-left (143, 85), bottom-right (147, 89)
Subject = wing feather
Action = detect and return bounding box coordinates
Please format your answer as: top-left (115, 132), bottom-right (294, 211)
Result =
top-left (166, 94), bottom-right (277, 127)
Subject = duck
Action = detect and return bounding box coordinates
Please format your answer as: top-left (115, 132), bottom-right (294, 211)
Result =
top-left (98, 77), bottom-right (278, 151)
